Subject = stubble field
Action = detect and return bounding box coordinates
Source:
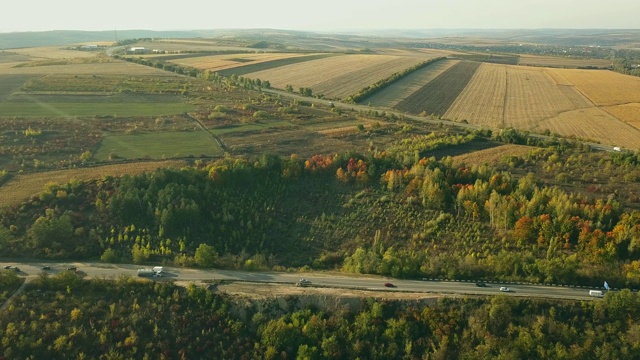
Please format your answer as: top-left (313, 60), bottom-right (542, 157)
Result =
top-left (243, 54), bottom-right (425, 99)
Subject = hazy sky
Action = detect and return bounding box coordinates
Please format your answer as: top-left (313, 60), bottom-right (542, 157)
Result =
top-left (2, 0), bottom-right (638, 33)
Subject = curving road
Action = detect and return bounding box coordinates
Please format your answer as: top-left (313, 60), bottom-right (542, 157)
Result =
top-left (1, 261), bottom-right (606, 301)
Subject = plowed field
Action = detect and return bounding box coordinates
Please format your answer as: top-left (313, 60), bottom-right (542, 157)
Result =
top-left (394, 61), bottom-right (480, 116)
top-left (170, 53), bottom-right (312, 72)
top-left (366, 59), bottom-right (459, 108)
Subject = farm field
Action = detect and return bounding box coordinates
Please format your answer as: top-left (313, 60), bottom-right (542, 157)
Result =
top-left (210, 120), bottom-right (295, 135)
top-left (0, 61), bottom-right (175, 76)
top-left (535, 107), bottom-right (640, 150)
top-left (365, 59), bottom-right (459, 107)
top-left (451, 144), bottom-right (535, 165)
top-left (0, 102), bottom-right (192, 117)
top-left (443, 63), bottom-right (507, 127)
top-left (242, 54), bottom-right (425, 99)
top-left (603, 103), bottom-right (640, 131)
top-left (544, 68), bottom-right (640, 106)
top-left (169, 52), bottom-right (314, 72)
top-left (93, 131), bottom-right (222, 161)
top-left (0, 160), bottom-right (187, 209)
top-left (519, 55), bottom-right (612, 68)
top-left (502, 66), bottom-right (594, 129)
top-left (394, 61), bottom-right (481, 116)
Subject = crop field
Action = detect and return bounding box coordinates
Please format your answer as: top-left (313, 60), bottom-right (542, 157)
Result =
top-left (365, 59), bottom-right (459, 108)
top-left (452, 54), bottom-right (520, 65)
top-left (93, 131), bottom-right (222, 161)
top-left (535, 107), bottom-right (640, 149)
top-left (519, 55), bottom-right (612, 68)
top-left (444, 64), bottom-right (595, 129)
top-left (170, 53), bottom-right (311, 72)
top-left (394, 61), bottom-right (481, 116)
top-left (210, 120), bottom-right (295, 135)
top-left (0, 61), bottom-right (173, 76)
top-left (0, 101), bottom-right (193, 117)
top-left (216, 54), bottom-right (335, 77)
top-left (242, 54), bottom-right (425, 99)
top-left (8, 46), bottom-right (97, 59)
top-left (603, 103), bottom-right (640, 130)
top-left (17, 73), bottom-right (196, 94)
top-left (443, 63), bottom-right (507, 127)
top-left (0, 74), bottom-right (37, 101)
top-left (0, 160), bottom-right (187, 209)
top-left (451, 144), bottom-right (535, 166)
top-left (545, 68), bottom-right (640, 106)
top-left (503, 66), bottom-right (594, 129)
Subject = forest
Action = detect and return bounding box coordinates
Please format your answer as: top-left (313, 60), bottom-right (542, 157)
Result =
top-left (0, 272), bottom-right (639, 359)
top-left (1, 128), bottom-right (640, 289)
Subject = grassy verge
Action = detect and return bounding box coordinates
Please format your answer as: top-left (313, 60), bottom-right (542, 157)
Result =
top-left (93, 131), bottom-right (222, 160)
top-left (0, 102), bottom-right (193, 117)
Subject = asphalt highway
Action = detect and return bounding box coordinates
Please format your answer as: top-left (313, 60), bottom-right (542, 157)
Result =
top-left (2, 261), bottom-right (605, 301)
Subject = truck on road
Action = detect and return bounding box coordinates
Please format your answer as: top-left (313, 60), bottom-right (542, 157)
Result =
top-left (138, 269), bottom-right (160, 277)
top-left (589, 290), bottom-right (604, 297)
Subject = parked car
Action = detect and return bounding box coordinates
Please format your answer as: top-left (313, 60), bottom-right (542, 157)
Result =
top-left (42, 266), bottom-right (51, 270)
top-left (499, 287), bottom-right (510, 292)
top-left (384, 282), bottom-right (396, 288)
top-left (476, 282), bottom-right (487, 287)
top-left (67, 266), bottom-right (77, 271)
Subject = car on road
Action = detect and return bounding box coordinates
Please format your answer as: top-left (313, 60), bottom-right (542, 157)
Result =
top-left (297, 278), bottom-right (311, 287)
top-left (384, 282), bottom-right (396, 288)
top-left (67, 266), bottom-right (77, 271)
top-left (476, 282), bottom-right (487, 287)
top-left (3, 265), bottom-right (11, 269)
top-left (42, 266), bottom-right (51, 270)
top-left (499, 287), bottom-right (510, 292)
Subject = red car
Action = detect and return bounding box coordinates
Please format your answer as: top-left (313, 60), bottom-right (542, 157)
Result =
top-left (384, 282), bottom-right (396, 288)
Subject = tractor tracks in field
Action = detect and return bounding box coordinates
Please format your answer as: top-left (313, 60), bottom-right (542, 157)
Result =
top-left (185, 113), bottom-right (229, 153)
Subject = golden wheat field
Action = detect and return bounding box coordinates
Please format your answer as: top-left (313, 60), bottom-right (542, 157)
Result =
top-left (366, 59), bottom-right (459, 107)
top-left (535, 107), bottom-right (640, 150)
top-left (603, 103), bottom-right (640, 130)
top-left (503, 66), bottom-right (594, 129)
top-left (545, 68), bottom-right (640, 106)
top-left (0, 160), bottom-right (187, 208)
top-left (170, 53), bottom-right (311, 72)
top-left (8, 46), bottom-right (98, 59)
top-left (243, 54), bottom-right (424, 99)
top-left (444, 63), bottom-right (593, 129)
top-left (444, 63), bottom-right (507, 127)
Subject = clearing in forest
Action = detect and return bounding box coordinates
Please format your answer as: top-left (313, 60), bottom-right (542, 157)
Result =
top-left (451, 144), bottom-right (535, 166)
top-left (0, 160), bottom-right (187, 209)
top-left (365, 59), bottom-right (459, 108)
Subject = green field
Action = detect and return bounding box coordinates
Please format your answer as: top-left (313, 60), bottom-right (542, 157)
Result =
top-left (210, 120), bottom-right (294, 135)
top-left (0, 102), bottom-right (193, 117)
top-left (94, 131), bottom-right (222, 160)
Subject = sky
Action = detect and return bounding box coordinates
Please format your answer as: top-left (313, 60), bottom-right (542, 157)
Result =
top-left (2, 0), bottom-right (638, 33)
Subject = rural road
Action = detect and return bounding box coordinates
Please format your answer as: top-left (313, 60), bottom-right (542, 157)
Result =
top-left (262, 88), bottom-right (626, 153)
top-left (1, 261), bottom-right (607, 301)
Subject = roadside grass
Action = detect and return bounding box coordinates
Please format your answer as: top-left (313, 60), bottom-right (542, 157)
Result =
top-left (93, 131), bottom-right (222, 160)
top-left (0, 102), bottom-right (193, 117)
top-left (210, 120), bottom-right (294, 135)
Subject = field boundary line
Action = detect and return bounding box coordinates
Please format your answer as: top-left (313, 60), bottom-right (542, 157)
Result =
top-left (185, 112), bottom-right (228, 152)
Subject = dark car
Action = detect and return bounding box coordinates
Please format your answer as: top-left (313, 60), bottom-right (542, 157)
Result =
top-left (476, 282), bottom-right (487, 287)
top-left (42, 266), bottom-right (51, 270)
top-left (3, 265), bottom-right (11, 269)
top-left (384, 282), bottom-right (396, 288)
top-left (13, 267), bottom-right (20, 272)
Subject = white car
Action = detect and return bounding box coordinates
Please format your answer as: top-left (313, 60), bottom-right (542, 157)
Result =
top-left (499, 287), bottom-right (510, 292)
